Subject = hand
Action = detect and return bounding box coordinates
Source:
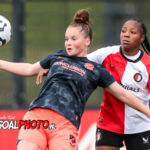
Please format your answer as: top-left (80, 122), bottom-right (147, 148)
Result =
top-left (36, 68), bottom-right (49, 85)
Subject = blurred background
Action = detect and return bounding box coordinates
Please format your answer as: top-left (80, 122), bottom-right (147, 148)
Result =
top-left (0, 0), bottom-right (150, 110)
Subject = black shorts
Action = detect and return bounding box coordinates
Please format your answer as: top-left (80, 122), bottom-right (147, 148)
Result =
top-left (96, 128), bottom-right (150, 150)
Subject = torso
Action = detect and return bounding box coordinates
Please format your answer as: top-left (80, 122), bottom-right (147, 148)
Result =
top-left (29, 50), bottom-right (114, 129)
top-left (88, 45), bottom-right (150, 134)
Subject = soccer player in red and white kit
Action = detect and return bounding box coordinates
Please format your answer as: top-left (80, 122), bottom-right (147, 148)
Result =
top-left (88, 19), bottom-right (150, 150)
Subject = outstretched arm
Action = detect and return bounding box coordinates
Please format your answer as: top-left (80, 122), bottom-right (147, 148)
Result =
top-left (0, 60), bottom-right (42, 76)
top-left (36, 68), bottom-right (49, 85)
top-left (106, 81), bottom-right (150, 118)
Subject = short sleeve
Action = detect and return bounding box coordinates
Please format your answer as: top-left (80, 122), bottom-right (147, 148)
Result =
top-left (40, 50), bottom-right (66, 69)
top-left (87, 45), bottom-right (120, 64)
top-left (40, 54), bottom-right (52, 69)
top-left (98, 66), bottom-right (115, 88)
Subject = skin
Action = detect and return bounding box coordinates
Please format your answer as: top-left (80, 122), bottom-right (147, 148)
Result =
top-left (120, 20), bottom-right (145, 56)
top-left (65, 26), bottom-right (91, 57)
top-left (17, 140), bottom-right (41, 150)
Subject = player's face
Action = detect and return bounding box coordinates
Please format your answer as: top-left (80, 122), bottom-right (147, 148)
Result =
top-left (120, 20), bottom-right (145, 55)
top-left (65, 26), bottom-right (90, 57)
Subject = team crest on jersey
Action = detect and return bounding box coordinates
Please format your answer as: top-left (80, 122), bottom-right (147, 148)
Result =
top-left (134, 73), bottom-right (142, 82)
top-left (84, 63), bottom-right (94, 70)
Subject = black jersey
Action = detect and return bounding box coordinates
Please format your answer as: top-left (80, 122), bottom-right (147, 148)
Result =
top-left (29, 50), bottom-right (115, 129)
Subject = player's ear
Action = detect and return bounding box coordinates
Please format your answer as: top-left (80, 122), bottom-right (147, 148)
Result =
top-left (140, 34), bottom-right (145, 43)
top-left (86, 37), bottom-right (91, 47)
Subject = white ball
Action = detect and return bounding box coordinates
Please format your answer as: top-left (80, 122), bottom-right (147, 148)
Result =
top-left (0, 15), bottom-right (11, 46)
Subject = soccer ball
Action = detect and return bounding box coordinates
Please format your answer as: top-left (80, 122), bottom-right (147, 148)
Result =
top-left (0, 15), bottom-right (11, 46)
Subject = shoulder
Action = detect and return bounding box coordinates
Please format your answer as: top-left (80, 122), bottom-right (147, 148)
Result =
top-left (49, 49), bottom-right (67, 57)
top-left (40, 49), bottom-right (67, 68)
top-left (86, 58), bottom-right (106, 71)
top-left (92, 45), bottom-right (120, 54)
top-left (141, 51), bottom-right (150, 68)
top-left (43, 50), bottom-right (67, 60)
top-left (87, 45), bottom-right (120, 64)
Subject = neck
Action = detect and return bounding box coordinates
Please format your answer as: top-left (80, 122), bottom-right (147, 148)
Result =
top-left (78, 50), bottom-right (87, 57)
top-left (121, 47), bottom-right (140, 56)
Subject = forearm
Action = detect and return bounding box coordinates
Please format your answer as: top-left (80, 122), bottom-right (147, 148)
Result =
top-left (121, 90), bottom-right (150, 118)
top-left (0, 60), bottom-right (41, 76)
top-left (106, 82), bottom-right (150, 118)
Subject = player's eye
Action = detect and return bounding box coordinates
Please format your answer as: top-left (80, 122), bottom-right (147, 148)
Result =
top-left (65, 38), bottom-right (68, 41)
top-left (72, 37), bottom-right (77, 40)
top-left (121, 29), bottom-right (126, 33)
top-left (131, 31), bottom-right (136, 34)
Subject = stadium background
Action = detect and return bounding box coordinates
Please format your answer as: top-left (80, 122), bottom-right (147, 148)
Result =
top-left (0, 0), bottom-right (150, 150)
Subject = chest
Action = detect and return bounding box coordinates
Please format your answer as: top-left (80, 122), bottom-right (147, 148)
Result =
top-left (47, 58), bottom-right (99, 87)
top-left (103, 54), bottom-right (149, 88)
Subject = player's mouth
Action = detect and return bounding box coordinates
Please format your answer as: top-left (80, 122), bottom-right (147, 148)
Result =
top-left (67, 48), bottom-right (72, 52)
top-left (122, 40), bottom-right (130, 45)
top-left (66, 48), bottom-right (74, 55)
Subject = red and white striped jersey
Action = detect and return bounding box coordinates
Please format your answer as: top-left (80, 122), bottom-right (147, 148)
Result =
top-left (88, 45), bottom-right (150, 134)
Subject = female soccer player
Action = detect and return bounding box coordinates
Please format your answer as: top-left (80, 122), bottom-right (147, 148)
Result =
top-left (88, 19), bottom-right (150, 150)
top-left (0, 11), bottom-right (150, 150)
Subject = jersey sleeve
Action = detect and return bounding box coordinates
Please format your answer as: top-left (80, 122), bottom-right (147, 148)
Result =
top-left (40, 50), bottom-right (65, 69)
top-left (147, 69), bottom-right (150, 93)
top-left (40, 54), bottom-right (52, 69)
top-left (98, 66), bottom-right (115, 88)
top-left (87, 45), bottom-right (120, 64)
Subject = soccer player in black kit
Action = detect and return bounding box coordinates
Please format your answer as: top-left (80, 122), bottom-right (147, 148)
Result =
top-left (0, 9), bottom-right (150, 150)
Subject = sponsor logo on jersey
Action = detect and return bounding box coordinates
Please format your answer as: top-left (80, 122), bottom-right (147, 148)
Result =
top-left (134, 73), bottom-right (142, 82)
top-left (54, 61), bottom-right (86, 76)
top-left (119, 82), bottom-right (140, 92)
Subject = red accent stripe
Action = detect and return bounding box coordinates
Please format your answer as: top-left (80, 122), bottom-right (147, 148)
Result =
top-left (97, 52), bottom-right (127, 133)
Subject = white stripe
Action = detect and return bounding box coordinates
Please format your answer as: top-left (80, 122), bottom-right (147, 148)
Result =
top-left (122, 61), bottom-right (150, 133)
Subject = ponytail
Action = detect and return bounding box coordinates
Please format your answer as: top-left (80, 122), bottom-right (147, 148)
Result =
top-left (132, 18), bottom-right (150, 55)
top-left (141, 35), bottom-right (150, 55)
